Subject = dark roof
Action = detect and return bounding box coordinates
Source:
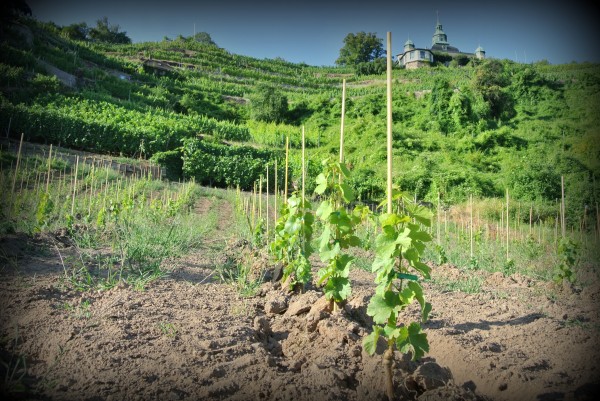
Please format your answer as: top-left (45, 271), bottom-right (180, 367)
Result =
top-left (431, 44), bottom-right (461, 53)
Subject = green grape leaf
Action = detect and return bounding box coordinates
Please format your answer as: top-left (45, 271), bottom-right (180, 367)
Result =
top-left (379, 212), bottom-right (410, 227)
top-left (409, 205), bottom-right (433, 227)
top-left (336, 254), bottom-right (354, 277)
top-left (362, 326), bottom-right (382, 355)
top-left (367, 291), bottom-right (401, 325)
top-left (319, 225), bottom-right (331, 253)
top-left (395, 227), bottom-right (412, 249)
top-left (410, 260), bottom-right (431, 279)
top-left (338, 162), bottom-right (351, 178)
top-left (399, 285), bottom-right (416, 306)
top-left (315, 173), bottom-right (327, 194)
top-left (339, 183), bottom-right (355, 203)
top-left (409, 229), bottom-right (432, 242)
top-left (320, 242), bottom-right (340, 262)
top-left (375, 229), bottom-right (398, 258)
top-left (325, 276), bottom-right (351, 302)
top-left (398, 322), bottom-right (429, 360)
top-left (316, 200), bottom-right (333, 220)
top-left (383, 322), bottom-right (402, 340)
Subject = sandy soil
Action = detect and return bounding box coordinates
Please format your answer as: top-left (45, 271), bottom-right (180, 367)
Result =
top-left (1, 197), bottom-right (599, 401)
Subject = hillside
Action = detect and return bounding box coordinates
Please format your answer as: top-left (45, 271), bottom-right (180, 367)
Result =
top-left (1, 16), bottom-right (599, 225)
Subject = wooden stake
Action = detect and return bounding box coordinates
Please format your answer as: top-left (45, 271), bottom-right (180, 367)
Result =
top-left (506, 188), bottom-right (509, 260)
top-left (529, 204), bottom-right (533, 236)
top-left (596, 202), bottom-right (600, 241)
top-left (386, 31), bottom-right (393, 214)
top-left (437, 192), bottom-right (441, 244)
top-left (71, 155), bottom-right (79, 215)
top-left (274, 158), bottom-right (278, 227)
top-left (266, 164), bottom-right (269, 235)
top-left (561, 175), bottom-right (566, 237)
top-left (10, 132), bottom-right (24, 206)
top-left (259, 176), bottom-right (263, 221)
top-left (339, 79), bottom-right (346, 164)
top-left (302, 126), bottom-right (306, 203)
top-left (45, 144), bottom-right (52, 193)
top-left (284, 135), bottom-right (289, 203)
top-left (470, 194), bottom-right (474, 258)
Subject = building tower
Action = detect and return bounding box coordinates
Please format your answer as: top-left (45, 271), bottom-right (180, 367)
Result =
top-left (475, 45), bottom-right (486, 59)
top-left (432, 13), bottom-right (449, 49)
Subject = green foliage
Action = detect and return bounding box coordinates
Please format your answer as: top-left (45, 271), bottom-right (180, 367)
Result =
top-left (61, 22), bottom-right (89, 41)
top-left (428, 77), bottom-right (453, 134)
top-left (270, 194), bottom-right (314, 289)
top-left (0, 18), bottom-right (598, 226)
top-left (363, 193), bottom-right (433, 361)
top-left (471, 59), bottom-right (515, 120)
top-left (150, 149), bottom-right (183, 181)
top-left (314, 159), bottom-right (369, 306)
top-left (88, 17), bottom-right (131, 44)
top-left (554, 237), bottom-right (578, 283)
top-left (248, 84), bottom-right (289, 123)
top-left (192, 32), bottom-right (217, 46)
top-left (336, 32), bottom-right (384, 66)
top-left (35, 192), bottom-right (54, 231)
top-left (182, 138), bottom-right (280, 190)
top-left (355, 58), bottom-right (387, 76)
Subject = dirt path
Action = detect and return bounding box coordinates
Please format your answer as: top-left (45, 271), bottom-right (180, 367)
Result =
top-left (0, 194), bottom-right (599, 400)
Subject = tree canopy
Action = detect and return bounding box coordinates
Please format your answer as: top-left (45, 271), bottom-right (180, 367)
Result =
top-left (336, 32), bottom-right (384, 66)
top-left (248, 85), bottom-right (288, 123)
top-left (88, 17), bottom-right (131, 44)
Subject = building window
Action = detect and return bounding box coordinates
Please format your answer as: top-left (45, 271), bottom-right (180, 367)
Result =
top-left (420, 51), bottom-right (425, 59)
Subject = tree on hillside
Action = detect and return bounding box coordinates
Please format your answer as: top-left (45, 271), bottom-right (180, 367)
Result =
top-left (193, 32), bottom-right (217, 46)
top-left (61, 22), bottom-right (89, 41)
top-left (248, 85), bottom-right (288, 123)
top-left (336, 32), bottom-right (384, 66)
top-left (0, 0), bottom-right (31, 35)
top-left (89, 17), bottom-right (131, 44)
top-left (428, 77), bottom-right (454, 133)
top-left (471, 59), bottom-right (515, 121)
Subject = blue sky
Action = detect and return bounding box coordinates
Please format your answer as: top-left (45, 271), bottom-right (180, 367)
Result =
top-left (28, 0), bottom-right (597, 66)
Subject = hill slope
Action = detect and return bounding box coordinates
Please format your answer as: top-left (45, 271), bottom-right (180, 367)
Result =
top-left (1, 16), bottom-right (599, 224)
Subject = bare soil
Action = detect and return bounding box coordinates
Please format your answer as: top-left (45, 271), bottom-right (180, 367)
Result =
top-left (1, 196), bottom-right (599, 401)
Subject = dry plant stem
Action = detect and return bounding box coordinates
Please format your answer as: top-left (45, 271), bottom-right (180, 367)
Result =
top-left (384, 345), bottom-right (395, 401)
top-left (10, 132), bottom-right (24, 208)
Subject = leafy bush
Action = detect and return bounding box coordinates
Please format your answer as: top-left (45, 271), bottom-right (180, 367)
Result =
top-left (181, 138), bottom-right (281, 190)
top-left (150, 149), bottom-right (183, 181)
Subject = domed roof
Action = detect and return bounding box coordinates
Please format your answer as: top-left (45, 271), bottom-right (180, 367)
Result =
top-left (475, 46), bottom-right (485, 53)
top-left (405, 38), bottom-right (414, 46)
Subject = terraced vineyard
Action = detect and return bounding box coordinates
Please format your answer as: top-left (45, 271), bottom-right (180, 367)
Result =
top-left (1, 13), bottom-right (599, 401)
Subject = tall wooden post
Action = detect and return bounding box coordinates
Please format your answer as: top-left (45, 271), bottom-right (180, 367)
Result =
top-left (561, 175), bottom-right (566, 237)
top-left (284, 136), bottom-right (289, 203)
top-left (266, 165), bottom-right (269, 235)
top-left (339, 79), bottom-right (346, 164)
top-left (386, 32), bottom-right (393, 214)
